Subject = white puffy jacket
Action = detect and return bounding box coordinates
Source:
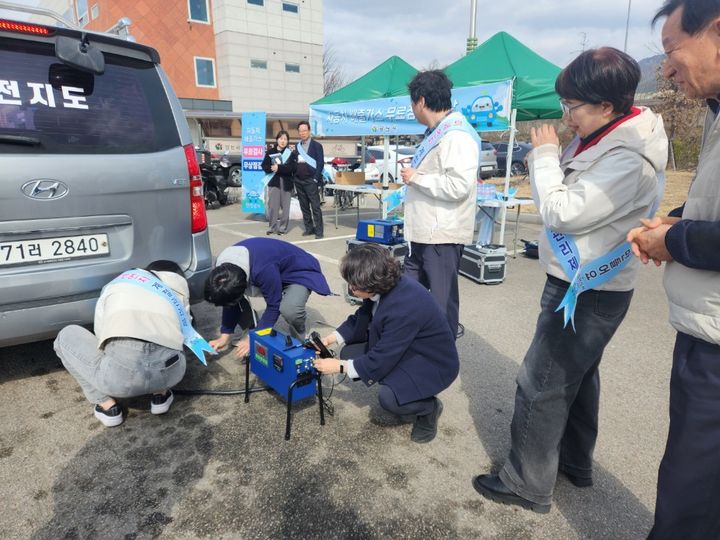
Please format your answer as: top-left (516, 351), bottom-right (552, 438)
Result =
top-left (530, 107), bottom-right (669, 291)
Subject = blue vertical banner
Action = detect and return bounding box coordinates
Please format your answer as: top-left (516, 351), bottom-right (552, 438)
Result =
top-left (241, 112), bottom-right (267, 214)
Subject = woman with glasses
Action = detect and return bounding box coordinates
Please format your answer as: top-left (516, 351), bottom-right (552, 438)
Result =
top-left (313, 243), bottom-right (459, 444)
top-left (472, 47), bottom-right (668, 513)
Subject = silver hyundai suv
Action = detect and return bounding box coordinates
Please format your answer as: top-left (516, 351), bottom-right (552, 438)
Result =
top-left (0, 9), bottom-right (212, 346)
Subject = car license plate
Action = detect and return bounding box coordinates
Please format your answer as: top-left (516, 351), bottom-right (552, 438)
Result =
top-left (481, 166), bottom-right (494, 171)
top-left (0, 234), bottom-right (110, 267)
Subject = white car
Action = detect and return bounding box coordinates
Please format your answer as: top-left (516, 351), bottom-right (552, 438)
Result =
top-left (367, 145), bottom-right (416, 182)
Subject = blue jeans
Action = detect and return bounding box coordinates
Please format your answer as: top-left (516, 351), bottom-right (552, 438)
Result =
top-left (54, 325), bottom-right (186, 405)
top-left (499, 276), bottom-right (633, 505)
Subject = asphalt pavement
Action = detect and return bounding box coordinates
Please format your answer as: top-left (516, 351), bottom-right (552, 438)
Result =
top-left (0, 196), bottom-right (676, 539)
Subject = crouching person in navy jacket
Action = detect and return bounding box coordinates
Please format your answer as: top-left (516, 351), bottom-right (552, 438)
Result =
top-left (204, 237), bottom-right (332, 358)
top-left (314, 243), bottom-right (459, 443)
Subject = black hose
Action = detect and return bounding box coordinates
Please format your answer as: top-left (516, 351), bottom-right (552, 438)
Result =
top-left (174, 386), bottom-right (270, 396)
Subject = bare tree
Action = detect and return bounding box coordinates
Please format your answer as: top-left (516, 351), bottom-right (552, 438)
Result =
top-left (323, 43), bottom-right (348, 96)
top-left (653, 67), bottom-right (705, 169)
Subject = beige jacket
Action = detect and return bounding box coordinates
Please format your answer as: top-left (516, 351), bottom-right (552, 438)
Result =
top-left (404, 113), bottom-right (479, 244)
top-left (530, 107), bottom-right (668, 291)
top-left (663, 106), bottom-right (720, 344)
top-left (94, 270), bottom-right (191, 350)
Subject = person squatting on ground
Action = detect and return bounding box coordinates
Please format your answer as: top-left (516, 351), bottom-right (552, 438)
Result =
top-left (472, 47), bottom-right (668, 513)
top-left (399, 70), bottom-right (480, 338)
top-left (292, 120), bottom-right (325, 239)
top-left (313, 243), bottom-right (459, 444)
top-left (53, 261), bottom-right (195, 427)
top-left (262, 129), bottom-right (297, 236)
top-left (204, 237), bottom-right (331, 358)
top-left (627, 1), bottom-right (720, 537)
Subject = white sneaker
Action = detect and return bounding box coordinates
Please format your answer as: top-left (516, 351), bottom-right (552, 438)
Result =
top-left (150, 391), bottom-right (174, 415)
top-left (94, 403), bottom-right (124, 427)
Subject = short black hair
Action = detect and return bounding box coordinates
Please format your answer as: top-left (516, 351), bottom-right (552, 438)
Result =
top-left (653, 0), bottom-right (720, 34)
top-left (555, 47), bottom-right (640, 114)
top-left (204, 263), bottom-right (248, 306)
top-left (145, 260), bottom-right (184, 277)
top-left (276, 130), bottom-right (290, 142)
top-left (340, 243), bottom-right (401, 295)
top-left (297, 120), bottom-right (310, 130)
top-left (408, 70), bottom-right (453, 112)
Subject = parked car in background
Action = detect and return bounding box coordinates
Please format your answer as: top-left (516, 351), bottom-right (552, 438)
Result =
top-left (478, 141), bottom-right (498, 179)
top-left (0, 9), bottom-right (212, 346)
top-left (495, 141), bottom-right (533, 176)
top-left (367, 145), bottom-right (415, 182)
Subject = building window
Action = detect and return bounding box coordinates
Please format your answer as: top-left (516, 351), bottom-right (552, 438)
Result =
top-left (90, 4), bottom-right (99, 20)
top-left (188, 0), bottom-right (210, 23)
top-left (282, 2), bottom-right (298, 13)
top-left (285, 63), bottom-right (300, 73)
top-left (250, 59), bottom-right (267, 69)
top-left (194, 57), bottom-right (216, 87)
top-left (76, 0), bottom-right (88, 26)
top-left (247, 0), bottom-right (264, 6)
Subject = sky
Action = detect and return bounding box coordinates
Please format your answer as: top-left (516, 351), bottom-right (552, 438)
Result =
top-left (324, 0), bottom-right (667, 80)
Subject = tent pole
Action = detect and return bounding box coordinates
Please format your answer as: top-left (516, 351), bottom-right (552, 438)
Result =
top-left (498, 108), bottom-right (517, 245)
top-left (382, 135), bottom-right (390, 218)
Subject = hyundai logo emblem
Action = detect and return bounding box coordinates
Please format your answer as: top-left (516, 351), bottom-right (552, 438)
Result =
top-left (21, 179), bottom-right (69, 200)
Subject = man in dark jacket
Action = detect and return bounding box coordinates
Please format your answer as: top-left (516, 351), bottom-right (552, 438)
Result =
top-left (293, 121), bottom-right (325, 239)
top-left (314, 243), bottom-right (459, 443)
top-left (204, 237), bottom-right (332, 358)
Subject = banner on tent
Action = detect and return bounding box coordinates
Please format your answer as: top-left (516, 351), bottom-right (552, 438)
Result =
top-left (310, 80), bottom-right (513, 136)
top-left (241, 112), bottom-right (267, 214)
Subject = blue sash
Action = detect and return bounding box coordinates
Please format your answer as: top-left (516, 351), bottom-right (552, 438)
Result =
top-left (411, 112), bottom-right (482, 169)
top-left (296, 140), bottom-right (317, 169)
top-left (107, 269), bottom-right (216, 364)
top-left (261, 147), bottom-right (292, 189)
top-left (548, 160), bottom-right (666, 330)
top-left (385, 112), bottom-right (481, 213)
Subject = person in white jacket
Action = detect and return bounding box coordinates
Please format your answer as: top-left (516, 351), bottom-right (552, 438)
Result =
top-left (473, 47), bottom-right (668, 513)
top-left (400, 70), bottom-right (479, 338)
top-left (54, 260), bottom-right (192, 427)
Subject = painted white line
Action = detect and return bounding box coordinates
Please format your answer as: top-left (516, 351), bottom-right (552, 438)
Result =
top-left (208, 220), bottom-right (262, 227)
top-left (293, 234), bottom-right (355, 245)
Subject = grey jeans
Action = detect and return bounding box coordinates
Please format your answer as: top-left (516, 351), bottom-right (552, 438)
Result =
top-left (499, 276), bottom-right (633, 505)
top-left (54, 325), bottom-right (186, 405)
top-left (279, 283), bottom-right (312, 338)
top-left (267, 183), bottom-right (291, 233)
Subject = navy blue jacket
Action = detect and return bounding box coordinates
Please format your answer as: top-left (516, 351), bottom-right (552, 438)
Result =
top-left (220, 238), bottom-right (331, 332)
top-left (293, 138), bottom-right (324, 183)
top-left (337, 276), bottom-right (459, 405)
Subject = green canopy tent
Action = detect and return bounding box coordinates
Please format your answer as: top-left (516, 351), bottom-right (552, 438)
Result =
top-left (311, 56), bottom-right (419, 214)
top-left (445, 31), bottom-right (563, 240)
top-left (313, 55), bottom-right (418, 105)
top-left (445, 31), bottom-right (562, 121)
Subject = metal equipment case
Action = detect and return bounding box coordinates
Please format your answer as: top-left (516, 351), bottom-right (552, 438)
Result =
top-left (459, 244), bottom-right (506, 285)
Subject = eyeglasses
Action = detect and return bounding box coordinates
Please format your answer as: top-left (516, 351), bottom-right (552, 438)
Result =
top-left (560, 101), bottom-right (589, 116)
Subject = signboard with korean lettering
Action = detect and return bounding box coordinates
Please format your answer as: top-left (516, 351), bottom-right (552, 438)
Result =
top-left (309, 80), bottom-right (513, 136)
top-left (240, 112), bottom-right (267, 214)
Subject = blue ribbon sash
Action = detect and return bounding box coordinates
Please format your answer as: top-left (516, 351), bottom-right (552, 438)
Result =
top-left (296, 141), bottom-right (317, 169)
top-left (108, 269), bottom-right (216, 365)
top-left (262, 147), bottom-right (292, 188)
top-left (547, 166), bottom-right (666, 330)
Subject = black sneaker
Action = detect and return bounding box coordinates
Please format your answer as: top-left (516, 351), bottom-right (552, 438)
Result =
top-left (410, 398), bottom-right (443, 443)
top-left (150, 390), bottom-right (174, 415)
top-left (94, 403), bottom-right (124, 427)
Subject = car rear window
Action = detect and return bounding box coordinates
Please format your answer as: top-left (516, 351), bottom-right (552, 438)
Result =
top-left (481, 142), bottom-right (494, 151)
top-left (0, 37), bottom-right (179, 154)
top-left (396, 148), bottom-right (414, 155)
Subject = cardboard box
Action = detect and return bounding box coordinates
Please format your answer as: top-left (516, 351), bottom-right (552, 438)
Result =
top-left (334, 171), bottom-right (365, 185)
top-left (372, 182), bottom-right (403, 190)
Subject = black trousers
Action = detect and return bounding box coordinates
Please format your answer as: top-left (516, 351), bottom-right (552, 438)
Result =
top-left (649, 332), bottom-right (720, 539)
top-left (294, 178), bottom-right (323, 235)
top-left (403, 242), bottom-right (463, 336)
top-left (340, 342), bottom-right (435, 417)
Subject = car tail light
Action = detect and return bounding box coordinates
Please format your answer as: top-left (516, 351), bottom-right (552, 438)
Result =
top-left (184, 144), bottom-right (208, 233)
top-left (367, 155), bottom-right (376, 163)
top-left (0, 20), bottom-right (53, 35)
top-left (493, 149), bottom-right (497, 155)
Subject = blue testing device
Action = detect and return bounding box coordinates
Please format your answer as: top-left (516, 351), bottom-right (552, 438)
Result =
top-left (356, 219), bottom-right (404, 245)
